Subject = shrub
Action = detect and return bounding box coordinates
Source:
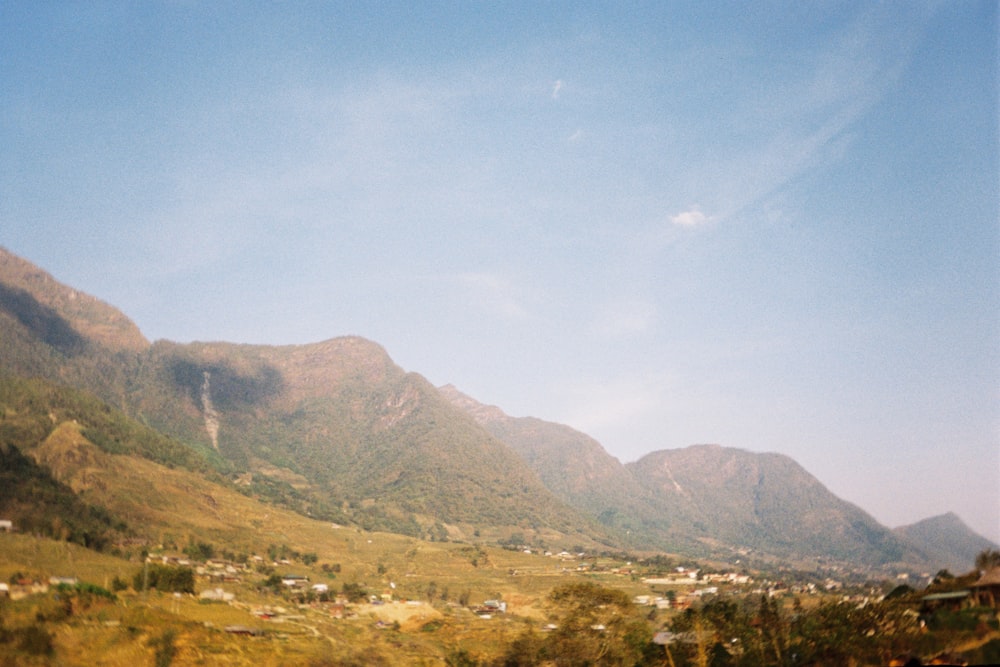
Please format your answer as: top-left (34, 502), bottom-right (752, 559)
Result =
top-left (18, 623), bottom-right (54, 656)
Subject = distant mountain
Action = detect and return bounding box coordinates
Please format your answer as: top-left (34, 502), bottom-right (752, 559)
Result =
top-left (628, 445), bottom-right (924, 566)
top-left (895, 513), bottom-right (999, 574)
top-left (439, 386), bottom-right (926, 567)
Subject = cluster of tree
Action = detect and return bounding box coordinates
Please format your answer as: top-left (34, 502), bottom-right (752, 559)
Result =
top-left (262, 542), bottom-right (318, 565)
top-left (483, 564), bottom-right (1000, 667)
top-left (664, 595), bottom-right (912, 666)
top-left (495, 582), bottom-right (653, 666)
top-left (133, 564), bottom-right (195, 594)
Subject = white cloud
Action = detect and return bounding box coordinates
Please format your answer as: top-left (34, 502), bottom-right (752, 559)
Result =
top-left (567, 128), bottom-right (583, 142)
top-left (551, 79), bottom-right (563, 100)
top-left (669, 206), bottom-right (708, 227)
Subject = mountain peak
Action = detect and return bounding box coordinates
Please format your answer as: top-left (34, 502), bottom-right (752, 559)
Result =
top-left (0, 246), bottom-right (148, 353)
top-left (437, 384), bottom-right (508, 423)
top-left (894, 513), bottom-right (998, 573)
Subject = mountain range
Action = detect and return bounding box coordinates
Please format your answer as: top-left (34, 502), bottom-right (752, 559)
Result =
top-left (0, 245), bottom-right (994, 573)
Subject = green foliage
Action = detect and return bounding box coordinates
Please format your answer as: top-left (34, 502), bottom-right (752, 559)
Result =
top-left (538, 582), bottom-right (653, 666)
top-left (16, 622), bottom-right (54, 656)
top-left (183, 541), bottom-right (216, 561)
top-left (134, 564), bottom-right (195, 594)
top-left (548, 581), bottom-right (633, 609)
top-left (149, 629), bottom-right (177, 667)
top-left (966, 638), bottom-right (1000, 665)
top-left (341, 582), bottom-right (368, 603)
top-left (0, 372), bottom-right (208, 473)
top-left (665, 594), bottom-right (930, 667)
top-left (56, 581), bottom-right (115, 602)
top-left (444, 647), bottom-right (479, 667)
top-left (976, 548), bottom-right (1000, 572)
top-left (497, 629), bottom-right (546, 667)
top-left (933, 568), bottom-right (954, 584)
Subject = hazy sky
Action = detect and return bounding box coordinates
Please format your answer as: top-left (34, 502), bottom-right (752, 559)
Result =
top-left (2, 2), bottom-right (997, 544)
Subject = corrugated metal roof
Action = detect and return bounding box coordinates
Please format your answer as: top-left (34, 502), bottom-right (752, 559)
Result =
top-left (921, 590), bottom-right (970, 601)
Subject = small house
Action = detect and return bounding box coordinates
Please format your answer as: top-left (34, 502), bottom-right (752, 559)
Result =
top-left (972, 567), bottom-right (1000, 609)
top-left (920, 589), bottom-right (972, 613)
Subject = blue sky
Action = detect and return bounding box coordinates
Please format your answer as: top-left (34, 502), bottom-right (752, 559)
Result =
top-left (2, 2), bottom-right (998, 544)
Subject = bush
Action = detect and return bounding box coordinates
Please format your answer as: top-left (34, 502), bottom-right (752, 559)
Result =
top-left (133, 564), bottom-right (195, 594)
top-left (149, 629), bottom-right (177, 667)
top-left (17, 623), bottom-right (54, 656)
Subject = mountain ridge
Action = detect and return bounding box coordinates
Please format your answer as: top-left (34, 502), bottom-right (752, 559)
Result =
top-left (440, 386), bottom-right (988, 570)
top-left (894, 512), bottom-right (999, 574)
top-left (0, 245), bottom-right (991, 572)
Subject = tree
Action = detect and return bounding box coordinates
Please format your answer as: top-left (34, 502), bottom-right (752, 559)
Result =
top-left (788, 598), bottom-right (919, 666)
top-left (933, 569), bottom-right (954, 585)
top-left (498, 629), bottom-right (546, 666)
top-left (183, 541), bottom-right (215, 561)
top-left (341, 582), bottom-right (368, 603)
top-left (150, 629), bottom-right (177, 667)
top-left (758, 594), bottom-right (786, 665)
top-left (134, 564), bottom-right (195, 594)
top-left (975, 549), bottom-right (1000, 573)
top-left (543, 581), bottom-right (652, 666)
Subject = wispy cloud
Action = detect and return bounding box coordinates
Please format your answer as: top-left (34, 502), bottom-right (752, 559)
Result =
top-left (652, 7), bottom-right (932, 228)
top-left (669, 206), bottom-right (709, 227)
top-left (551, 79), bottom-right (563, 100)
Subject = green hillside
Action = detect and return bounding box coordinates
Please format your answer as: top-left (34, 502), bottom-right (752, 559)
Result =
top-left (439, 384), bottom-right (670, 544)
top-left (0, 247), bottom-right (605, 546)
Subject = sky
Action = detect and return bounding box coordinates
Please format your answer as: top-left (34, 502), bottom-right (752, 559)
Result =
top-left (2, 2), bottom-right (998, 544)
